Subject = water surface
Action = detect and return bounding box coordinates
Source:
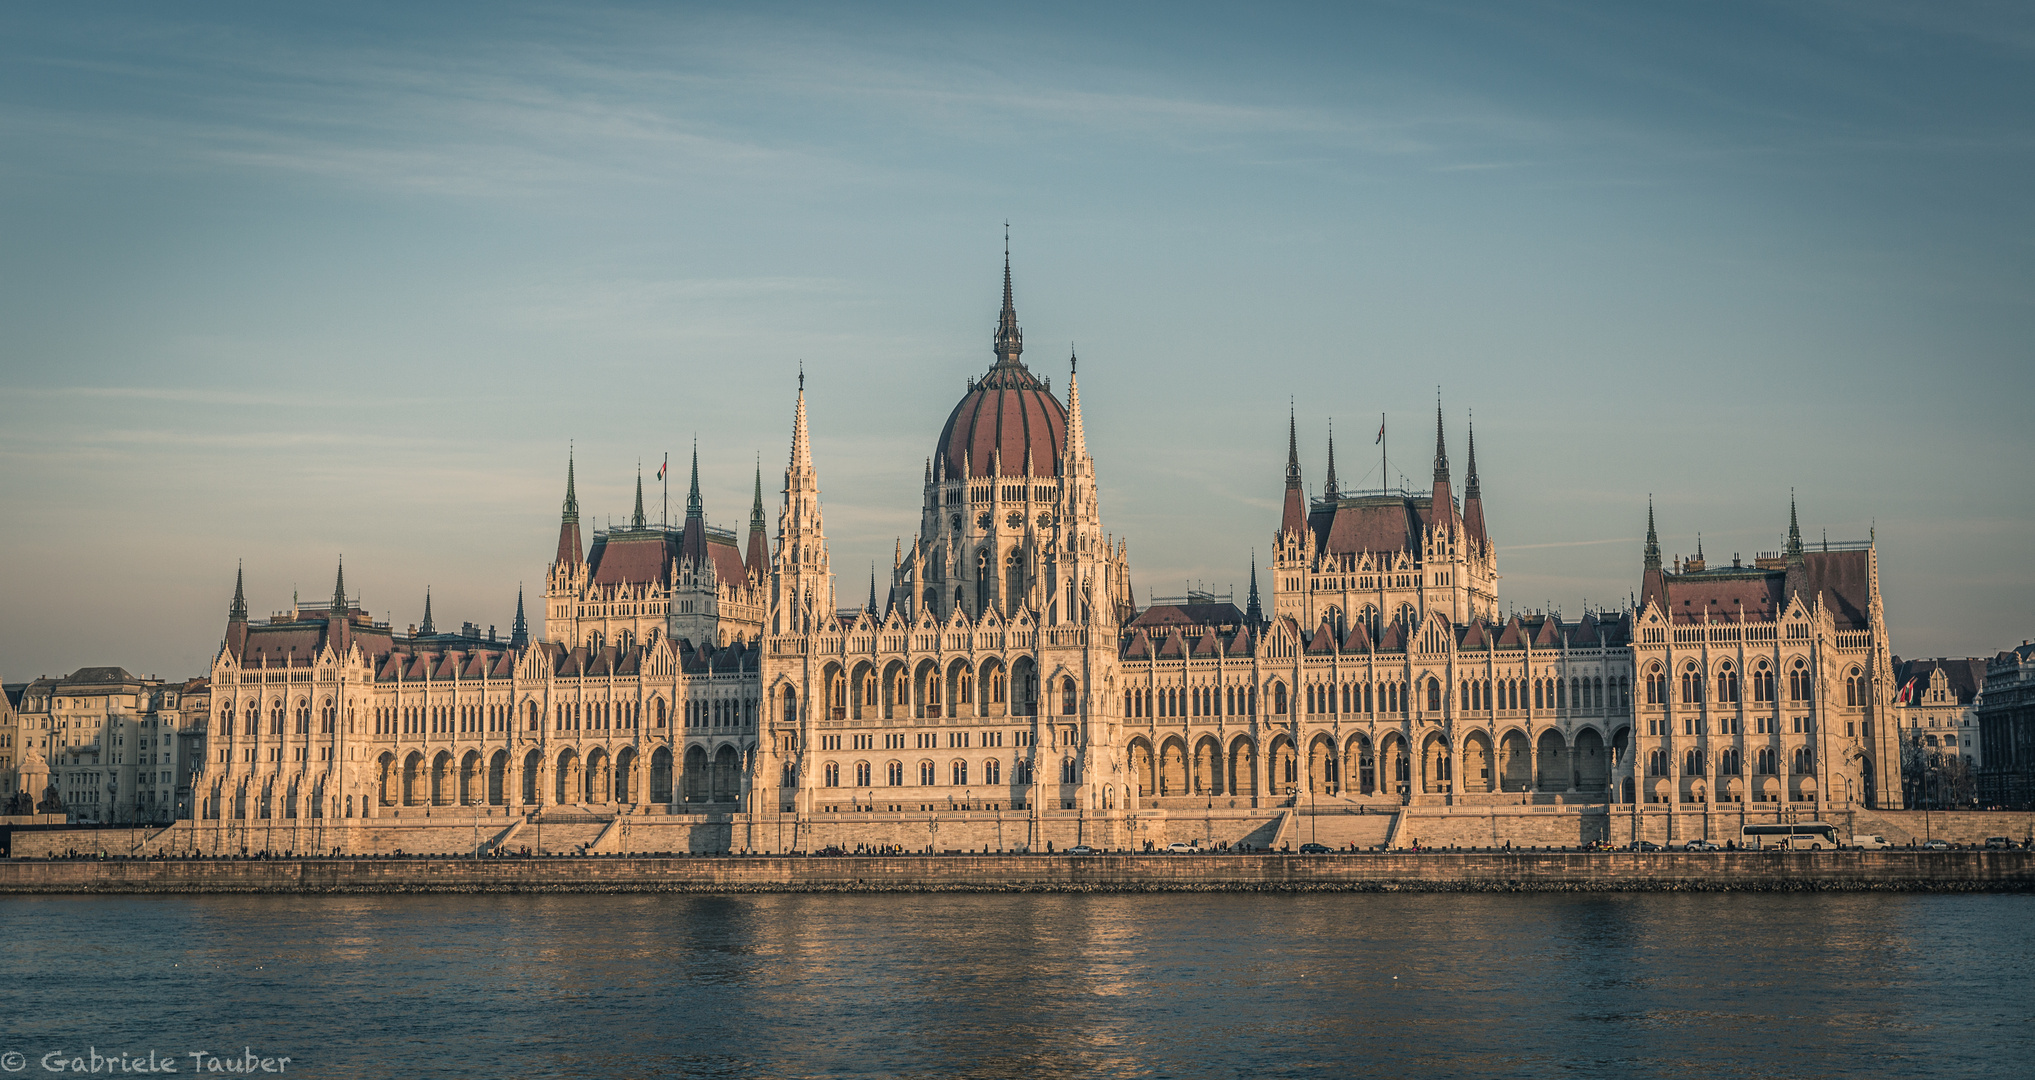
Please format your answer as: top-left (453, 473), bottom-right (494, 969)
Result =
top-left (1, 893), bottom-right (2028, 1078)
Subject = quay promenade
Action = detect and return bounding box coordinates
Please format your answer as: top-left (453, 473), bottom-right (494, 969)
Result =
top-left (2, 850), bottom-right (2031, 894)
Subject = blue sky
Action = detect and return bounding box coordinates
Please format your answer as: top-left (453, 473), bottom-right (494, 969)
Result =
top-left (2, 2), bottom-right (2031, 681)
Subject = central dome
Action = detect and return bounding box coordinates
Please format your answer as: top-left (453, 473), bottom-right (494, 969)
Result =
top-left (936, 362), bottom-right (1066, 480)
top-left (934, 253), bottom-right (1067, 479)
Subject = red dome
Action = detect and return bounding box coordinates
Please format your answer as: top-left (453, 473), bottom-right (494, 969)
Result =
top-left (936, 361), bottom-right (1066, 479)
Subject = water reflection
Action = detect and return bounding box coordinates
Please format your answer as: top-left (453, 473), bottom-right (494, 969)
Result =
top-left (0, 893), bottom-right (2028, 1078)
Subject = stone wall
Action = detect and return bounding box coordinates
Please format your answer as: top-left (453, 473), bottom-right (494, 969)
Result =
top-left (2, 850), bottom-right (2029, 893)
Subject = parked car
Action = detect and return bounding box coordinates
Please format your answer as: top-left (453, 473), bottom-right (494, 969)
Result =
top-left (1298, 843), bottom-right (1331, 854)
top-left (1985, 836), bottom-right (2016, 850)
top-left (1165, 843), bottom-right (1196, 854)
top-left (1627, 840), bottom-right (1661, 852)
top-left (1681, 840), bottom-right (1720, 852)
top-left (1921, 838), bottom-right (1951, 850)
top-left (1847, 834), bottom-right (1892, 850)
top-left (1066, 845), bottom-right (1095, 855)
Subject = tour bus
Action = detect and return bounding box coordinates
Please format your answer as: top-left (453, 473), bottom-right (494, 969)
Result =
top-left (1741, 823), bottom-right (1839, 850)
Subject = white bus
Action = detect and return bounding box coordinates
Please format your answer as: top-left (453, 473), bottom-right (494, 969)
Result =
top-left (1742, 822), bottom-right (1839, 850)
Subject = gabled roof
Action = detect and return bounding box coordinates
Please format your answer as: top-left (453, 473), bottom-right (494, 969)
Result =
top-left (1121, 630), bottom-right (1153, 660)
top-left (1495, 616), bottom-right (1527, 648)
top-left (1533, 616), bottom-right (1562, 648)
top-left (589, 530), bottom-right (674, 588)
top-left (1226, 628), bottom-right (1255, 657)
top-left (1460, 620), bottom-right (1491, 650)
top-left (1894, 657), bottom-right (1988, 706)
top-left (1190, 633), bottom-right (1222, 658)
top-left (1306, 624), bottom-right (1337, 655)
top-left (1156, 630), bottom-right (1187, 659)
top-left (1342, 622), bottom-right (1373, 653)
top-left (1309, 493), bottom-right (1438, 557)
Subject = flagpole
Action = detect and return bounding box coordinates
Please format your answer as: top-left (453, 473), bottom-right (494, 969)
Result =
top-left (1379, 412), bottom-right (1386, 495)
top-left (662, 452), bottom-right (669, 529)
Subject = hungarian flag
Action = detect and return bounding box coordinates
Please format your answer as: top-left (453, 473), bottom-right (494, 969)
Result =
top-left (1375, 420), bottom-right (1385, 444)
top-left (1895, 677), bottom-right (1916, 705)
top-left (657, 457), bottom-right (667, 481)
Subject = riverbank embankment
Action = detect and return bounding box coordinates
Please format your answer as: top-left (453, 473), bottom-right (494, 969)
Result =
top-left (3, 850), bottom-right (2030, 894)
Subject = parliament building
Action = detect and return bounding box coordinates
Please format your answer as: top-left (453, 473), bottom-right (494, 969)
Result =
top-left (71, 252), bottom-right (1902, 853)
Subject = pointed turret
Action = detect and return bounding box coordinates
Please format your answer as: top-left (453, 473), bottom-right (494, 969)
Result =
top-left (631, 463), bottom-right (647, 530)
top-left (774, 368), bottom-right (833, 632)
top-left (993, 232), bottom-right (1023, 366)
top-left (510, 585), bottom-right (530, 648)
top-left (419, 588), bottom-right (436, 637)
top-left (1280, 404), bottom-right (1306, 537)
top-left (555, 449), bottom-right (584, 567)
top-left (1246, 550), bottom-right (1264, 626)
top-left (745, 459), bottom-right (768, 581)
top-left (1463, 416), bottom-right (1487, 545)
top-left (330, 557), bottom-right (347, 615)
top-left (326, 557), bottom-right (352, 655)
top-left (1429, 395), bottom-right (1455, 527)
top-left (226, 562), bottom-right (249, 656)
top-left (868, 564), bottom-right (879, 615)
top-left (1640, 497), bottom-right (1665, 610)
top-left (1324, 420), bottom-right (1340, 500)
top-left (1064, 346), bottom-right (1088, 463)
top-left (680, 440), bottom-right (708, 568)
top-left (1786, 489), bottom-right (1804, 560)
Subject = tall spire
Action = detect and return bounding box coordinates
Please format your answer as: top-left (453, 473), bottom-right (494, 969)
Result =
top-left (993, 227), bottom-right (1023, 366)
top-left (419, 588), bottom-right (436, 636)
top-left (555, 446), bottom-right (585, 567)
top-left (686, 440), bottom-right (704, 521)
top-left (1464, 416), bottom-right (1481, 499)
top-left (1285, 403), bottom-right (1302, 490)
top-left (790, 368), bottom-right (814, 476)
top-left (330, 557), bottom-right (347, 615)
top-left (1324, 419), bottom-right (1340, 499)
top-left (749, 458), bottom-right (765, 530)
top-left (1063, 346), bottom-right (1087, 462)
top-left (1644, 498), bottom-right (1661, 567)
top-left (868, 564), bottom-right (879, 615)
top-left (1246, 549), bottom-right (1263, 626)
top-left (1641, 496), bottom-right (1666, 611)
top-left (510, 585), bottom-right (529, 648)
top-left (632, 462), bottom-right (647, 529)
top-left (1432, 394), bottom-right (1450, 483)
top-left (230, 561), bottom-right (248, 622)
top-left (1786, 489), bottom-right (1803, 557)
top-left (562, 447), bottom-right (580, 524)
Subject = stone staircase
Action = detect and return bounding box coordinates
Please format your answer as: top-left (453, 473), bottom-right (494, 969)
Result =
top-left (1292, 810), bottom-right (1397, 850)
top-left (527, 811), bottom-right (613, 855)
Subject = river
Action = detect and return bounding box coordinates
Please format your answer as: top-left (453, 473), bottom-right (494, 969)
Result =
top-left (2, 893), bottom-right (2029, 1078)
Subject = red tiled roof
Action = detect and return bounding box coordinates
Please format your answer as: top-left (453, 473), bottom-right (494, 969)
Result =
top-left (1190, 633), bottom-right (1222, 658)
top-left (1227, 628), bottom-right (1255, 657)
top-left (705, 537), bottom-right (746, 589)
top-left (1121, 631), bottom-right (1153, 660)
top-left (936, 370), bottom-right (1067, 480)
top-left (1306, 624), bottom-right (1337, 654)
top-left (1156, 630), bottom-right (1187, 659)
top-left (590, 532), bottom-right (672, 588)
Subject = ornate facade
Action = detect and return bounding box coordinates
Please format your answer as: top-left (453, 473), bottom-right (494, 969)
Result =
top-left (181, 253), bottom-right (1907, 851)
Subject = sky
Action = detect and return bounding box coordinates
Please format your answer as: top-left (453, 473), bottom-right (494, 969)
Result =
top-left (2, 1), bottom-right (2031, 683)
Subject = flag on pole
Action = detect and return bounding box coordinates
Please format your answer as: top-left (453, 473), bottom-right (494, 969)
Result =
top-left (1895, 677), bottom-right (1916, 705)
top-left (1375, 421), bottom-right (1385, 444)
top-left (657, 457), bottom-right (667, 480)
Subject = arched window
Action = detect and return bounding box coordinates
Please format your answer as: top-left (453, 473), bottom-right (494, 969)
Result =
top-left (1426, 678), bottom-right (1441, 712)
top-left (1717, 660), bottom-right (1739, 704)
top-left (1753, 659), bottom-right (1774, 703)
top-left (1789, 658), bottom-right (1812, 702)
top-left (983, 759), bottom-right (1001, 785)
top-left (1720, 748), bottom-right (1740, 775)
top-left (1680, 662), bottom-right (1703, 704)
top-left (1648, 749), bottom-right (1668, 776)
top-left (824, 762), bottom-right (840, 787)
top-left (781, 686), bottom-right (798, 724)
top-left (855, 761), bottom-right (871, 787)
top-left (887, 761), bottom-right (903, 786)
top-left (952, 760), bottom-right (969, 786)
top-left (1646, 663), bottom-right (1666, 705)
top-left (1845, 666), bottom-right (1866, 707)
top-left (1273, 682), bottom-right (1288, 715)
top-left (1062, 677), bottom-right (1077, 716)
top-left (919, 760), bottom-right (935, 786)
top-left (1793, 747), bottom-right (1814, 774)
top-left (1684, 748), bottom-right (1704, 775)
